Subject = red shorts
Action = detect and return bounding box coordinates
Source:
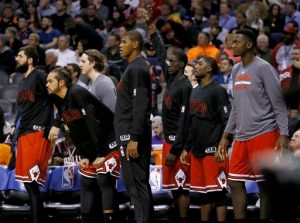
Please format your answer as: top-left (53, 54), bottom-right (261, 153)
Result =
top-left (15, 131), bottom-right (51, 186)
top-left (229, 129), bottom-right (280, 182)
top-left (162, 142), bottom-right (190, 190)
top-left (79, 150), bottom-right (121, 179)
top-left (190, 154), bottom-right (229, 193)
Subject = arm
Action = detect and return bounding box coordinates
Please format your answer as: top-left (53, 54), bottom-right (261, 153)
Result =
top-left (262, 65), bottom-right (289, 136)
top-left (170, 84), bottom-right (191, 156)
top-left (130, 67), bottom-right (151, 141)
top-left (262, 65), bottom-right (289, 150)
top-left (96, 82), bottom-right (116, 112)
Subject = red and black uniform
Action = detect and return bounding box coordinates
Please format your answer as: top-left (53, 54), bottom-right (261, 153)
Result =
top-left (162, 76), bottom-right (192, 190)
top-left (185, 82), bottom-right (231, 194)
top-left (55, 85), bottom-right (119, 178)
top-left (15, 69), bottom-right (55, 185)
top-left (114, 56), bottom-right (153, 223)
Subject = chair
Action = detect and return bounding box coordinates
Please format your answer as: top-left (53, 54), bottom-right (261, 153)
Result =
top-left (10, 73), bottom-right (24, 85)
top-left (1, 85), bottom-right (18, 102)
top-left (45, 165), bottom-right (81, 218)
top-left (0, 99), bottom-right (14, 115)
top-left (0, 165), bottom-right (10, 201)
top-left (150, 165), bottom-right (172, 221)
top-left (0, 71), bottom-right (9, 86)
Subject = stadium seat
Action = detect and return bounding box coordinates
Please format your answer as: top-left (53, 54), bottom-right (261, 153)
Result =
top-left (0, 166), bottom-right (10, 201)
top-left (45, 165), bottom-right (81, 218)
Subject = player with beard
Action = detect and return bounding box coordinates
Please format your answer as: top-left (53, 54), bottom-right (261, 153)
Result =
top-left (180, 56), bottom-right (231, 223)
top-left (14, 46), bottom-right (60, 223)
top-left (47, 67), bottom-right (119, 223)
top-left (161, 50), bottom-right (192, 223)
top-left (217, 29), bottom-right (289, 223)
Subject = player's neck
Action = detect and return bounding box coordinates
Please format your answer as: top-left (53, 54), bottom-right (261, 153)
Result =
top-left (57, 87), bottom-right (68, 99)
top-left (127, 51), bottom-right (140, 63)
top-left (23, 66), bottom-right (35, 78)
top-left (200, 75), bottom-right (213, 87)
top-left (241, 53), bottom-right (255, 66)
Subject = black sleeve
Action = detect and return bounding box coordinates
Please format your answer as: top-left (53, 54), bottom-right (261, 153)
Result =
top-left (130, 67), bottom-right (151, 141)
top-left (183, 107), bottom-right (192, 152)
top-left (150, 32), bottom-right (167, 70)
top-left (217, 88), bottom-right (231, 128)
top-left (170, 85), bottom-right (192, 156)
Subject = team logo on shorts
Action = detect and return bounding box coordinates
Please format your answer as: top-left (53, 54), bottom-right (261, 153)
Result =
top-left (216, 169), bottom-right (228, 190)
top-left (105, 157), bottom-right (117, 172)
top-left (29, 164), bottom-right (40, 181)
top-left (62, 165), bottom-right (74, 188)
top-left (175, 169), bottom-right (186, 188)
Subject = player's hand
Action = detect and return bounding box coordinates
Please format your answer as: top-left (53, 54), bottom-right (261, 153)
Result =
top-left (48, 126), bottom-right (60, 142)
top-left (165, 152), bottom-right (176, 167)
top-left (79, 158), bottom-right (89, 170)
top-left (216, 137), bottom-right (228, 163)
top-left (275, 135), bottom-right (290, 156)
top-left (126, 140), bottom-right (139, 160)
top-left (93, 157), bottom-right (105, 169)
top-left (180, 150), bottom-right (190, 166)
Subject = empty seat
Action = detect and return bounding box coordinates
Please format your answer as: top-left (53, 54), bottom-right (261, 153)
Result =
top-left (0, 99), bottom-right (13, 115)
top-left (0, 85), bottom-right (18, 113)
top-left (0, 165), bottom-right (10, 201)
top-left (10, 73), bottom-right (23, 85)
top-left (0, 71), bottom-right (9, 86)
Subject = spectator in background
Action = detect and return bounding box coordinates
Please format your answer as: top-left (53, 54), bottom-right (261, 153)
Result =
top-left (64, 17), bottom-right (103, 51)
top-left (66, 63), bottom-right (87, 89)
top-left (0, 4), bottom-right (18, 33)
top-left (150, 65), bottom-right (162, 116)
top-left (93, 0), bottom-right (110, 21)
top-left (0, 34), bottom-right (16, 75)
top-left (56, 34), bottom-right (78, 67)
top-left (285, 2), bottom-right (300, 30)
top-left (156, 18), bottom-right (187, 50)
top-left (24, 1), bottom-right (40, 33)
top-left (168, 0), bottom-right (187, 18)
top-left (256, 34), bottom-right (272, 64)
top-left (272, 25), bottom-right (300, 72)
top-left (36, 0), bottom-right (56, 17)
top-left (27, 33), bottom-right (46, 67)
top-left (102, 33), bottom-right (124, 71)
top-left (83, 3), bottom-right (104, 33)
top-left (203, 14), bottom-right (228, 44)
top-left (38, 16), bottom-right (61, 50)
top-left (17, 16), bottom-right (32, 46)
top-left (186, 32), bottom-right (219, 61)
top-left (219, 3), bottom-right (237, 31)
top-left (279, 46), bottom-right (300, 117)
top-left (264, 4), bottom-right (285, 35)
top-left (151, 116), bottom-right (164, 145)
top-left (45, 48), bottom-right (58, 72)
top-left (192, 6), bottom-right (208, 32)
top-left (5, 26), bottom-right (23, 56)
top-left (214, 58), bottom-right (234, 101)
top-left (181, 15), bottom-right (199, 48)
top-left (290, 129), bottom-right (300, 157)
top-left (52, 134), bottom-right (81, 166)
top-left (52, 0), bottom-right (71, 33)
